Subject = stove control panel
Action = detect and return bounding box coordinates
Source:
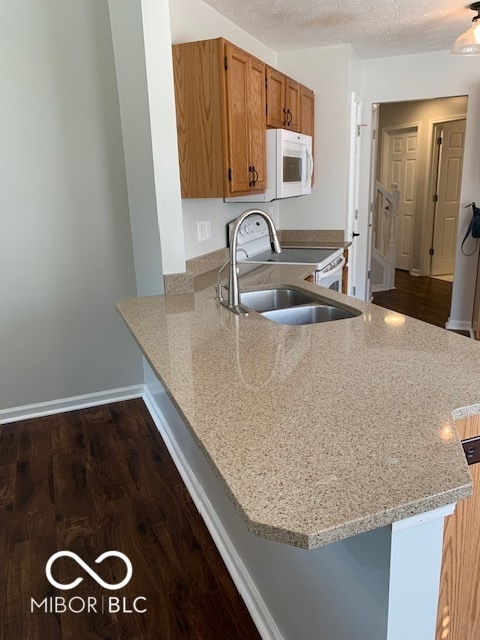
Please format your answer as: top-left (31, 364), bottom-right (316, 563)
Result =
top-left (228, 214), bottom-right (270, 248)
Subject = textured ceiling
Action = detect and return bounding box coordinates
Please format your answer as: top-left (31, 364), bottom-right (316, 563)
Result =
top-left (202, 0), bottom-right (476, 58)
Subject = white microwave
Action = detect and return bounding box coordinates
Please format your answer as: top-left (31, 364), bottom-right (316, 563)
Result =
top-left (225, 129), bottom-right (313, 202)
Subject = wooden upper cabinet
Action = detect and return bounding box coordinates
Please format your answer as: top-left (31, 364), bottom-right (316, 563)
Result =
top-left (300, 85), bottom-right (315, 138)
top-left (172, 38), bottom-right (314, 198)
top-left (265, 67), bottom-right (286, 128)
top-left (172, 37), bottom-right (266, 198)
top-left (224, 43), bottom-right (266, 195)
top-left (266, 67), bottom-right (313, 134)
top-left (284, 77), bottom-right (300, 132)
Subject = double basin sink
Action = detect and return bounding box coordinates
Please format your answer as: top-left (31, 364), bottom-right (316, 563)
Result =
top-left (239, 287), bottom-right (361, 325)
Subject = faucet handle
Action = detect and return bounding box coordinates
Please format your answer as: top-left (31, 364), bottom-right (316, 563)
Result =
top-left (215, 282), bottom-right (224, 301)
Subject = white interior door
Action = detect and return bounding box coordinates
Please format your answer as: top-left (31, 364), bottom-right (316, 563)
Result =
top-left (384, 128), bottom-right (418, 271)
top-left (430, 119), bottom-right (466, 276)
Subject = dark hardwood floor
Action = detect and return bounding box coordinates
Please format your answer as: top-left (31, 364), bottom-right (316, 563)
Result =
top-left (372, 269), bottom-right (456, 329)
top-left (0, 399), bottom-right (261, 640)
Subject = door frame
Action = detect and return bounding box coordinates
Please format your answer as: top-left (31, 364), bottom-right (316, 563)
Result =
top-left (365, 103), bottom-right (379, 301)
top-left (420, 115), bottom-right (467, 278)
top-left (346, 92), bottom-right (362, 297)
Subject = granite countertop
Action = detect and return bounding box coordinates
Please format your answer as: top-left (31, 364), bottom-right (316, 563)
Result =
top-left (117, 264), bottom-right (479, 549)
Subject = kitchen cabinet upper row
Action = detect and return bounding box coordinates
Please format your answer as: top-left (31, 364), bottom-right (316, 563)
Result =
top-left (265, 67), bottom-right (314, 137)
top-left (172, 37), bottom-right (314, 198)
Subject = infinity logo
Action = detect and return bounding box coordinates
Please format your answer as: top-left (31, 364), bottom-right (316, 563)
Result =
top-left (46, 551), bottom-right (133, 591)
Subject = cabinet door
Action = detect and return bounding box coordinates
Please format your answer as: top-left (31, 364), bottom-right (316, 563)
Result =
top-left (224, 43), bottom-right (266, 195)
top-left (172, 40), bottom-right (225, 198)
top-left (247, 57), bottom-right (267, 192)
top-left (266, 66), bottom-right (285, 129)
top-left (285, 77), bottom-right (300, 132)
top-left (299, 85), bottom-right (314, 137)
top-left (224, 44), bottom-right (251, 194)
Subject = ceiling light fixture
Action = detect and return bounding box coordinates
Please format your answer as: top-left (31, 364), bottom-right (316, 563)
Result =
top-left (452, 2), bottom-right (480, 55)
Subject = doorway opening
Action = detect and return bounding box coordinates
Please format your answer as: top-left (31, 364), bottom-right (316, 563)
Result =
top-left (369, 96), bottom-right (468, 328)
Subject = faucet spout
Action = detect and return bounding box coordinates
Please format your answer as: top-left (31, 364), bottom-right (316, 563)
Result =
top-left (221, 208), bottom-right (282, 316)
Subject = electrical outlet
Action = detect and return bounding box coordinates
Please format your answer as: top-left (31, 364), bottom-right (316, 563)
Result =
top-left (197, 221), bottom-right (206, 242)
top-left (197, 221), bottom-right (211, 242)
top-left (462, 436), bottom-right (480, 465)
top-left (204, 220), bottom-right (211, 240)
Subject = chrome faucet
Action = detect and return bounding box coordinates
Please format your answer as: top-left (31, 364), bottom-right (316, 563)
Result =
top-left (217, 208), bottom-right (282, 316)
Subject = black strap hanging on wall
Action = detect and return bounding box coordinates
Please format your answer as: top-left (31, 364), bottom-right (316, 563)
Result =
top-left (461, 202), bottom-right (480, 256)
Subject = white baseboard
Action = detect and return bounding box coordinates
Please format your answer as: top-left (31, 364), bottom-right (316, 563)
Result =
top-left (409, 269), bottom-right (420, 277)
top-left (143, 388), bottom-right (283, 640)
top-left (0, 385), bottom-right (144, 424)
top-left (371, 284), bottom-right (396, 293)
top-left (445, 318), bottom-right (472, 332)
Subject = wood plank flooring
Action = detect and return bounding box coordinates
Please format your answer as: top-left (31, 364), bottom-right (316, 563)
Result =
top-left (0, 399), bottom-right (261, 640)
top-left (372, 269), bottom-right (454, 329)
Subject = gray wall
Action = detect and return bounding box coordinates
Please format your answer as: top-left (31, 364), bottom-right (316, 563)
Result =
top-left (0, 0), bottom-right (143, 412)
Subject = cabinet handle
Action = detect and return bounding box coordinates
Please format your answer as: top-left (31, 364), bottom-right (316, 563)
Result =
top-left (283, 108), bottom-right (289, 126)
top-left (249, 165), bottom-right (258, 187)
top-left (287, 108), bottom-right (292, 126)
top-left (249, 165), bottom-right (257, 187)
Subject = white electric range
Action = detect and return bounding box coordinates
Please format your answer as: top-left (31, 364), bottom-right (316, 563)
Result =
top-left (227, 214), bottom-right (345, 291)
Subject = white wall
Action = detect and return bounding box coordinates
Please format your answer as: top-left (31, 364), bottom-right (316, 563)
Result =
top-left (0, 0), bottom-right (142, 412)
top-left (108, 0), bottom-right (168, 294)
top-left (358, 50), bottom-right (480, 325)
top-left (141, 0), bottom-right (186, 274)
top-left (278, 45), bottom-right (359, 232)
top-left (169, 0), bottom-right (280, 261)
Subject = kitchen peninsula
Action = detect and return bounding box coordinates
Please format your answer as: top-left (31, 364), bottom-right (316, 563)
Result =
top-left (117, 263), bottom-right (480, 640)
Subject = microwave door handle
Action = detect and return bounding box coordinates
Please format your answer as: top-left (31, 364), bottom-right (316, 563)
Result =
top-left (305, 148), bottom-right (314, 185)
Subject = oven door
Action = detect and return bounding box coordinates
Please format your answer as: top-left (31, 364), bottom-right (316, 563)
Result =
top-left (315, 257), bottom-right (345, 291)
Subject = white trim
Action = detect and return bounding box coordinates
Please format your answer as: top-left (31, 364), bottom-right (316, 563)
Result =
top-left (391, 503), bottom-right (456, 533)
top-left (445, 318), bottom-right (472, 331)
top-left (346, 91), bottom-right (362, 297)
top-left (387, 506), bottom-right (451, 640)
top-left (409, 268), bottom-right (420, 277)
top-left (0, 385), bottom-right (143, 424)
top-left (143, 388), bottom-right (283, 640)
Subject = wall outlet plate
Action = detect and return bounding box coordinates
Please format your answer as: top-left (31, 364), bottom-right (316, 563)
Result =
top-left (197, 221), bottom-right (211, 242)
top-left (462, 436), bottom-right (480, 465)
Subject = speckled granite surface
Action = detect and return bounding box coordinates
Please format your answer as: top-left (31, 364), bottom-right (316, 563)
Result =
top-left (117, 264), bottom-right (478, 549)
top-left (278, 229), bottom-right (345, 245)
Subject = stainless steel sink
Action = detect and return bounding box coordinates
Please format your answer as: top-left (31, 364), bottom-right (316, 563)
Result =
top-left (261, 304), bottom-right (361, 325)
top-left (239, 288), bottom-right (317, 312)
top-left (238, 286), bottom-right (361, 325)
